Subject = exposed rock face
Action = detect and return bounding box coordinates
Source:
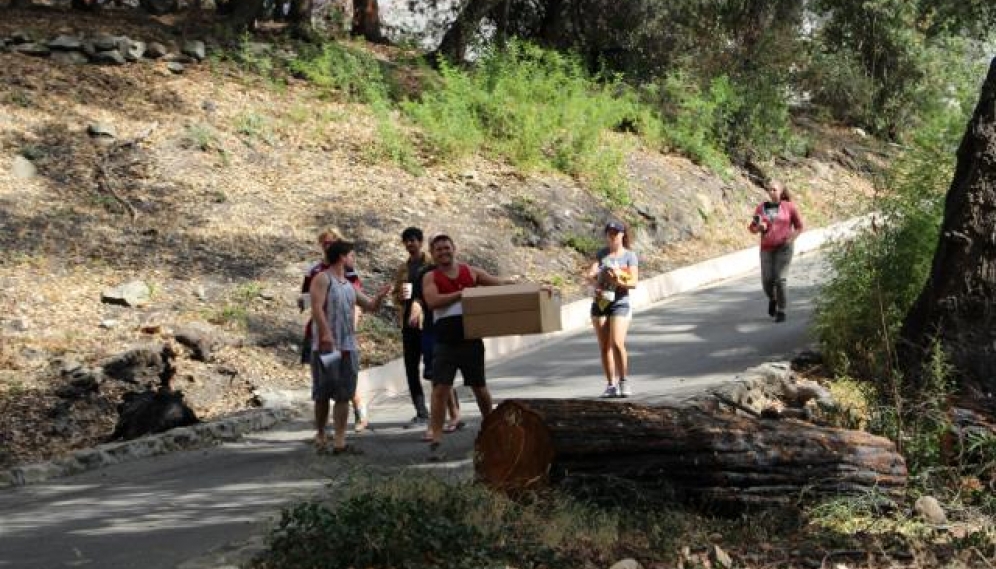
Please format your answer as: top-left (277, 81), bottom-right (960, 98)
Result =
top-left (376, 0), bottom-right (462, 49)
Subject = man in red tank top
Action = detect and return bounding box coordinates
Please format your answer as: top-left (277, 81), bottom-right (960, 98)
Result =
top-left (421, 234), bottom-right (521, 459)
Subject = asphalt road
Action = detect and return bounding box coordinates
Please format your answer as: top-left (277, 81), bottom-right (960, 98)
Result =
top-left (0, 253), bottom-right (825, 569)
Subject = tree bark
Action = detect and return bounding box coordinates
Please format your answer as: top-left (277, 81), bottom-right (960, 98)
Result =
top-left (475, 399), bottom-right (907, 510)
top-left (432, 0), bottom-right (505, 63)
top-left (290, 0), bottom-right (352, 40)
top-left (352, 0), bottom-right (384, 43)
top-left (898, 57), bottom-right (996, 415)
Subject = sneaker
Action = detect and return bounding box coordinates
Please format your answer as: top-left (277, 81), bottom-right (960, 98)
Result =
top-left (600, 384), bottom-right (618, 398)
top-left (768, 299), bottom-right (777, 317)
top-left (775, 311), bottom-right (786, 323)
top-left (618, 380), bottom-right (632, 398)
top-left (403, 416), bottom-right (428, 429)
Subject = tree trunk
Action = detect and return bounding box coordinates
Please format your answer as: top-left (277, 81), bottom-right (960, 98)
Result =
top-left (223, 0), bottom-right (266, 30)
top-left (898, 57), bottom-right (996, 415)
top-left (352, 0), bottom-right (384, 43)
top-left (475, 399), bottom-right (907, 510)
top-left (290, 0), bottom-right (352, 40)
top-left (432, 0), bottom-right (505, 63)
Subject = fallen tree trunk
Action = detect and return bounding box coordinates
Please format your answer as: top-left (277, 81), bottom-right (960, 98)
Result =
top-left (475, 399), bottom-right (907, 509)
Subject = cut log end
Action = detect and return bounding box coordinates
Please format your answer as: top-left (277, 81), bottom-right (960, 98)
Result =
top-left (475, 400), bottom-right (555, 491)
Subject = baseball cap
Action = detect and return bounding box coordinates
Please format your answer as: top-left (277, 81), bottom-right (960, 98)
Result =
top-left (604, 221), bottom-right (626, 233)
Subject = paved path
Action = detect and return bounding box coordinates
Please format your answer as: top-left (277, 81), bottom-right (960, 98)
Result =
top-left (0, 254), bottom-right (824, 569)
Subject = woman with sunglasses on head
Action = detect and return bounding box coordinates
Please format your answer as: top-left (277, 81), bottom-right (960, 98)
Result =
top-left (586, 221), bottom-right (639, 398)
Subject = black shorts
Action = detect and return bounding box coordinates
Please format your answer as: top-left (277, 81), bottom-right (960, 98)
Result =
top-left (432, 340), bottom-right (486, 387)
top-left (590, 298), bottom-right (631, 318)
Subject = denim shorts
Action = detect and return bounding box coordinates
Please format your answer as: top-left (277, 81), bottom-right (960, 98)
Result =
top-left (590, 298), bottom-right (631, 318)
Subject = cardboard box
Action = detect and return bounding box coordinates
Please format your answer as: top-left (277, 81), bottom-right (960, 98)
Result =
top-left (462, 283), bottom-right (562, 339)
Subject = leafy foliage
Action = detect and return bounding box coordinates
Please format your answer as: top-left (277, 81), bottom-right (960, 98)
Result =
top-left (262, 475), bottom-right (613, 569)
top-left (404, 41), bottom-right (651, 204)
top-left (813, 92), bottom-right (977, 380)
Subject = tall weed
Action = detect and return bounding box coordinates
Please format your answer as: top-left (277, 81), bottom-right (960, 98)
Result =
top-left (288, 42), bottom-right (389, 104)
top-left (813, 96), bottom-right (973, 379)
top-left (649, 72), bottom-right (735, 172)
top-left (404, 42), bottom-right (650, 205)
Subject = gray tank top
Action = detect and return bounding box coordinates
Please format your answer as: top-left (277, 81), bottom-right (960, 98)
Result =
top-left (311, 274), bottom-right (358, 352)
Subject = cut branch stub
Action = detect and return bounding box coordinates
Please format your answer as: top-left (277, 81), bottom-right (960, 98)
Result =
top-left (475, 399), bottom-right (907, 510)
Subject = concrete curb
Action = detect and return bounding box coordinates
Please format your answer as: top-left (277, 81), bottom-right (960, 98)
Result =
top-left (0, 407), bottom-right (295, 489)
top-left (257, 215), bottom-right (868, 410)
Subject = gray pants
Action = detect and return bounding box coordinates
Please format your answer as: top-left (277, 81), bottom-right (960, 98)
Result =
top-left (760, 243), bottom-right (794, 311)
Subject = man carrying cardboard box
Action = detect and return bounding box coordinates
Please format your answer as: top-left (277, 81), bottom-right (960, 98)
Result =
top-left (421, 234), bottom-right (532, 460)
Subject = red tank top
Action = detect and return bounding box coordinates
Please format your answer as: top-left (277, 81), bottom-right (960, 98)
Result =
top-left (432, 264), bottom-right (476, 343)
top-left (433, 264), bottom-right (476, 294)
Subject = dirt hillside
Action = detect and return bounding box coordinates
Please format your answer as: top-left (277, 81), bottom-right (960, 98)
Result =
top-left (0, 9), bottom-right (884, 469)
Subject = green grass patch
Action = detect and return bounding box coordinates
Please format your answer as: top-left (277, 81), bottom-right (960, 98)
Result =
top-left (403, 42), bottom-right (650, 205)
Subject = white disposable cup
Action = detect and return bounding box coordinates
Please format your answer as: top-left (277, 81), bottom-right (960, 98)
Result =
top-left (601, 289), bottom-right (615, 303)
top-left (402, 282), bottom-right (413, 300)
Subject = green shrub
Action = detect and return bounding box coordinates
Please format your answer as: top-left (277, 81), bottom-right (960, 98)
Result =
top-left (288, 42), bottom-right (390, 105)
top-left (261, 475), bottom-right (615, 569)
top-left (649, 72), bottom-right (734, 172)
top-left (813, 97), bottom-right (971, 380)
top-left (563, 233), bottom-right (601, 257)
top-left (403, 41), bottom-right (648, 205)
top-left (800, 46), bottom-right (877, 127)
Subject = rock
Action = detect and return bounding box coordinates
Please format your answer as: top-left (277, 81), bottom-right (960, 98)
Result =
top-left (164, 52), bottom-right (194, 63)
top-left (174, 322), bottom-right (221, 362)
top-left (914, 495), bottom-right (947, 525)
top-left (166, 62), bottom-right (185, 74)
top-left (99, 319), bottom-right (119, 329)
top-left (181, 40), bottom-right (206, 62)
top-left (110, 388), bottom-right (199, 441)
top-left (9, 30), bottom-right (33, 44)
top-left (81, 40), bottom-right (97, 58)
top-left (143, 0), bottom-right (179, 15)
top-left (48, 35), bottom-right (83, 51)
top-left (609, 559), bottom-right (643, 569)
top-left (11, 156), bottom-right (36, 179)
top-left (145, 42), bottom-right (168, 59)
top-left (13, 43), bottom-right (51, 57)
top-left (92, 50), bottom-right (127, 65)
top-left (259, 290), bottom-right (275, 301)
top-left (7, 317), bottom-right (30, 332)
top-left (101, 280), bottom-right (150, 307)
top-left (102, 345), bottom-right (167, 384)
top-left (709, 545), bottom-right (733, 568)
top-left (51, 51), bottom-right (89, 65)
top-left (93, 35), bottom-right (120, 51)
top-left (123, 40), bottom-right (146, 62)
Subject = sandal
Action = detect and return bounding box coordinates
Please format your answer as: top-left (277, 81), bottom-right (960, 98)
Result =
top-left (443, 421), bottom-right (466, 433)
top-left (421, 432), bottom-right (435, 442)
top-left (314, 434), bottom-right (329, 452)
top-left (427, 442), bottom-right (446, 462)
top-left (331, 444), bottom-right (364, 456)
top-left (354, 419), bottom-right (369, 433)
